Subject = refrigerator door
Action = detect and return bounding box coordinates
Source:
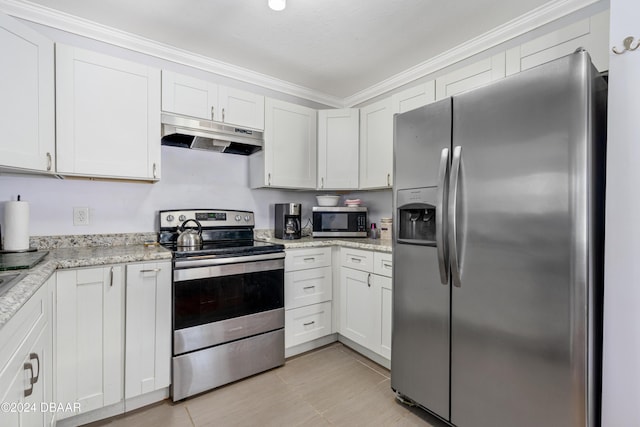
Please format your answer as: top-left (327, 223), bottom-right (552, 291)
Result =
top-left (393, 99), bottom-right (452, 189)
top-left (392, 100), bottom-right (452, 420)
top-left (449, 52), bottom-right (595, 427)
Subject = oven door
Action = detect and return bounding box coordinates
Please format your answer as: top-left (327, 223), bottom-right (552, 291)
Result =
top-left (173, 253), bottom-right (284, 355)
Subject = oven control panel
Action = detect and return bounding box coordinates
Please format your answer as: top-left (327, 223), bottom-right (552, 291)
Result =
top-left (160, 209), bottom-right (254, 228)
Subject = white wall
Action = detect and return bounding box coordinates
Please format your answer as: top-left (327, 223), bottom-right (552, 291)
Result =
top-left (601, 0), bottom-right (640, 424)
top-left (0, 146), bottom-right (392, 236)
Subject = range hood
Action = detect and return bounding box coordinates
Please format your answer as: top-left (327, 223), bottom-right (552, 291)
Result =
top-left (161, 113), bottom-right (263, 155)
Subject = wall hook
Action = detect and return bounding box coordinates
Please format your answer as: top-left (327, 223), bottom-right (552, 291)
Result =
top-left (612, 36), bottom-right (640, 54)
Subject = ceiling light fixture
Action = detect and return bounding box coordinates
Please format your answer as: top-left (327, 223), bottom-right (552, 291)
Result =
top-left (268, 0), bottom-right (286, 11)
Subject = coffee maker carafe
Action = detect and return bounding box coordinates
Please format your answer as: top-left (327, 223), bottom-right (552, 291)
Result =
top-left (275, 203), bottom-right (302, 240)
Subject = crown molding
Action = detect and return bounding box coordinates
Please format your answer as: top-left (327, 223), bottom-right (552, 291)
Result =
top-left (343, 0), bottom-right (603, 107)
top-left (0, 0), bottom-right (603, 108)
top-left (0, 0), bottom-right (344, 108)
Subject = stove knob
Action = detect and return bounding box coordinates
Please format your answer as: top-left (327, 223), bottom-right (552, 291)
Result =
top-left (235, 215), bottom-right (242, 221)
top-left (179, 215), bottom-right (187, 222)
top-left (244, 215), bottom-right (251, 222)
top-left (166, 214), bottom-right (174, 222)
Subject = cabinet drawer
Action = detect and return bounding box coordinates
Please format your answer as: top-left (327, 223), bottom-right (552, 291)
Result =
top-left (373, 252), bottom-right (393, 277)
top-left (285, 302), bottom-right (332, 348)
top-left (285, 266), bottom-right (332, 309)
top-left (285, 247), bottom-right (331, 271)
top-left (341, 248), bottom-right (374, 272)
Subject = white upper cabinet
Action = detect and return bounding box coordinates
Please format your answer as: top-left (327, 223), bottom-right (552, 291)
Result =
top-left (317, 108), bottom-right (359, 190)
top-left (506, 11), bottom-right (609, 75)
top-left (218, 86), bottom-right (265, 130)
top-left (392, 80), bottom-right (436, 114)
top-left (161, 70), bottom-right (218, 120)
top-left (161, 70), bottom-right (264, 130)
top-left (250, 98), bottom-right (317, 189)
top-left (435, 52), bottom-right (506, 100)
top-left (0, 13), bottom-right (54, 174)
top-left (56, 45), bottom-right (161, 181)
top-left (359, 98), bottom-right (393, 189)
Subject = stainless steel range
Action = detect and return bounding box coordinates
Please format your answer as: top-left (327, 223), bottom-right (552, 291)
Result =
top-left (159, 209), bottom-right (285, 401)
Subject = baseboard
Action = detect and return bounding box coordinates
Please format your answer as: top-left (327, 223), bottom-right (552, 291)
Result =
top-left (338, 334), bottom-right (391, 370)
top-left (55, 387), bottom-right (170, 426)
top-left (285, 333), bottom-right (338, 358)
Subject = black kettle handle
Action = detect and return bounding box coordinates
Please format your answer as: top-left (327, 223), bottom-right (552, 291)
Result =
top-left (179, 219), bottom-right (202, 233)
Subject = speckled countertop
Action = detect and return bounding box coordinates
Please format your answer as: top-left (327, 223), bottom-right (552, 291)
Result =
top-left (256, 235), bottom-right (393, 253)
top-left (0, 244), bottom-right (171, 330)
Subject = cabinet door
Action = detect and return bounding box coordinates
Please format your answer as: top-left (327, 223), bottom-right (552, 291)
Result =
top-left (317, 108), bottom-right (359, 190)
top-left (373, 274), bottom-right (393, 359)
top-left (339, 267), bottom-right (375, 348)
top-left (56, 45), bottom-right (161, 180)
top-left (125, 262), bottom-right (171, 400)
top-left (262, 98), bottom-right (317, 189)
top-left (56, 266), bottom-right (124, 418)
top-left (0, 282), bottom-right (51, 427)
top-left (161, 70), bottom-right (217, 121)
top-left (359, 98), bottom-right (393, 189)
top-left (435, 52), bottom-right (506, 100)
top-left (506, 11), bottom-right (609, 75)
top-left (392, 81), bottom-right (436, 114)
top-left (0, 13), bottom-right (54, 173)
top-left (218, 86), bottom-right (265, 130)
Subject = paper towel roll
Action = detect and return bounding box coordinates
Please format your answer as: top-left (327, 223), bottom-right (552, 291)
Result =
top-left (4, 201), bottom-right (30, 251)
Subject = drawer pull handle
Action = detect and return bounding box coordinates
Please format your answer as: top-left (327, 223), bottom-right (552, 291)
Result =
top-left (303, 286), bottom-right (316, 290)
top-left (303, 321), bottom-right (315, 326)
top-left (140, 268), bottom-right (162, 274)
top-left (303, 258), bottom-right (316, 262)
top-left (23, 362), bottom-right (34, 397)
top-left (29, 353), bottom-right (40, 385)
top-left (351, 258), bottom-right (362, 263)
top-left (383, 262), bottom-right (392, 269)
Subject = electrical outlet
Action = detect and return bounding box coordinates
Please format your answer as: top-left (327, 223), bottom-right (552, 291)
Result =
top-left (73, 207), bottom-right (90, 226)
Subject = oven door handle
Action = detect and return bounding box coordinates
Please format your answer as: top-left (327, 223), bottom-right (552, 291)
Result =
top-left (174, 258), bottom-right (285, 282)
top-left (174, 252), bottom-right (285, 269)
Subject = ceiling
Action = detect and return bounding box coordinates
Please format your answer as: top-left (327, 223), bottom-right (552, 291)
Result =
top-left (19, 0), bottom-right (561, 101)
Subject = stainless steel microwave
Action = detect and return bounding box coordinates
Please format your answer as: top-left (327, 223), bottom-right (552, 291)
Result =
top-left (312, 207), bottom-right (368, 238)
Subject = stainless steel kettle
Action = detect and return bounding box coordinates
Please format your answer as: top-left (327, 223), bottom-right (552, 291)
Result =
top-left (177, 219), bottom-right (202, 248)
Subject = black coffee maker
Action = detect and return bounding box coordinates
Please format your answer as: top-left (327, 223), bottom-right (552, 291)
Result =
top-left (274, 203), bottom-right (302, 240)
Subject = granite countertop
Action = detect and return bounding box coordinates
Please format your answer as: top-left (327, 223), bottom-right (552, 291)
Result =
top-left (0, 244), bottom-right (172, 330)
top-left (257, 236), bottom-right (393, 252)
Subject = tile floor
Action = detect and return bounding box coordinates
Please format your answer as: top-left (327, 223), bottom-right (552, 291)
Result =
top-left (88, 342), bottom-right (445, 426)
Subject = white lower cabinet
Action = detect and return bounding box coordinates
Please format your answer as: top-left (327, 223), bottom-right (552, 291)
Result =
top-left (125, 263), bottom-right (171, 400)
top-left (55, 261), bottom-right (171, 423)
top-left (338, 249), bottom-right (393, 361)
top-left (56, 266), bottom-right (125, 419)
top-left (284, 248), bottom-right (333, 354)
top-left (0, 276), bottom-right (53, 427)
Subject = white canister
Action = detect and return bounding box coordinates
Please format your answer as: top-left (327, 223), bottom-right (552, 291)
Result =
top-left (380, 218), bottom-right (392, 241)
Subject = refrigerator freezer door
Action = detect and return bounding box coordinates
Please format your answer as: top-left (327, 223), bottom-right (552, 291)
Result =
top-left (393, 99), bottom-right (452, 189)
top-left (449, 52), bottom-right (595, 427)
top-left (391, 243), bottom-right (450, 420)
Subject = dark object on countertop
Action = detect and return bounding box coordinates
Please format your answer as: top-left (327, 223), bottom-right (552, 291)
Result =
top-left (0, 251), bottom-right (48, 271)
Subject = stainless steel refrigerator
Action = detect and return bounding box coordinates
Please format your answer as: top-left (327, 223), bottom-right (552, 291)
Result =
top-left (391, 50), bottom-right (606, 427)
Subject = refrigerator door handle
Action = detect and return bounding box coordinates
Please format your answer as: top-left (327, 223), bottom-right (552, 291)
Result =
top-left (448, 145), bottom-right (462, 287)
top-left (436, 147), bottom-right (450, 285)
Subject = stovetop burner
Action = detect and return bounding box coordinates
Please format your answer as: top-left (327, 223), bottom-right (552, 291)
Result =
top-left (168, 240), bottom-right (284, 258)
top-left (158, 209), bottom-right (284, 259)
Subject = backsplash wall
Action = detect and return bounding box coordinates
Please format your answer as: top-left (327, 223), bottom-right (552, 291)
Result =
top-left (0, 146), bottom-right (392, 237)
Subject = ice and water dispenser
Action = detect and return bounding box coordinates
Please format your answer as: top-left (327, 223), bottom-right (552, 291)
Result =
top-left (396, 187), bottom-right (438, 245)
